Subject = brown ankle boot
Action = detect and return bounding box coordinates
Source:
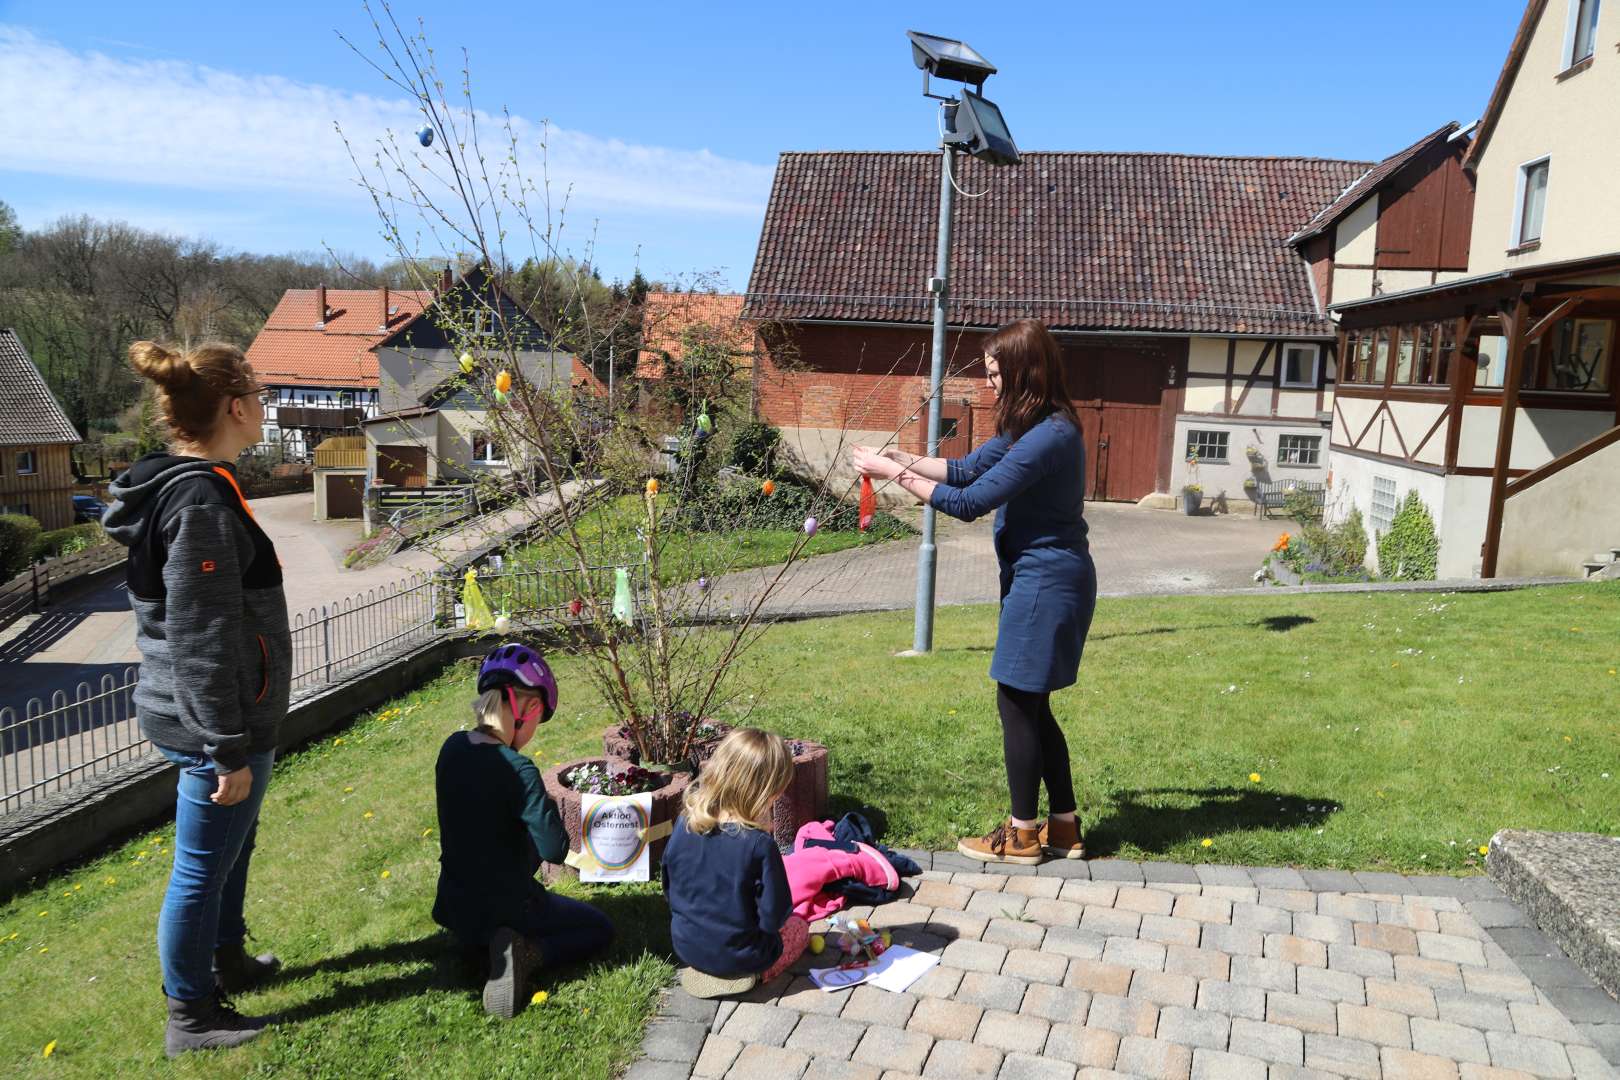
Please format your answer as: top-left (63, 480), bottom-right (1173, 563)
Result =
top-left (1038, 817), bottom-right (1086, 860)
top-left (957, 820), bottom-right (1044, 865)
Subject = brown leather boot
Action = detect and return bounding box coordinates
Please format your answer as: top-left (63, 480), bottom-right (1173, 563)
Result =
top-left (1038, 817), bottom-right (1086, 860)
top-left (957, 820), bottom-right (1044, 865)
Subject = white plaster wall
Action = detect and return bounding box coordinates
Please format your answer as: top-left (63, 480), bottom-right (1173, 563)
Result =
top-left (1327, 451), bottom-right (1458, 575)
top-left (1437, 474), bottom-right (1494, 579)
top-left (1498, 437), bottom-right (1620, 576)
top-left (1331, 268), bottom-right (1377, 307)
top-left (1184, 379), bottom-right (1226, 413)
top-left (1377, 270), bottom-right (1436, 295)
top-left (1187, 338), bottom-right (1230, 375)
top-left (1278, 389), bottom-right (1320, 417)
top-left (1468, 0), bottom-right (1620, 272)
top-left (777, 426), bottom-right (901, 504)
top-left (1335, 197), bottom-right (1379, 265)
top-left (364, 413), bottom-right (440, 483)
top-left (1386, 399), bottom-right (1450, 465)
top-left (1174, 417), bottom-right (1329, 511)
top-left (1457, 404), bottom-right (1615, 469)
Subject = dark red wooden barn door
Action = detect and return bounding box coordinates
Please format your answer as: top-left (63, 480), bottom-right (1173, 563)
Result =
top-left (1065, 345), bottom-right (1165, 502)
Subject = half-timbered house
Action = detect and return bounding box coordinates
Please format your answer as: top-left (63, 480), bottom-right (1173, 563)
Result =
top-left (0, 330), bottom-right (81, 531)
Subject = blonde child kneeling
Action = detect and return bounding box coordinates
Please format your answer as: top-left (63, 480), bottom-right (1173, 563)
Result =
top-left (661, 729), bottom-right (807, 998)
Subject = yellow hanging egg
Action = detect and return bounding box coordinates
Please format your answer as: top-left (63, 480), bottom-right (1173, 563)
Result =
top-left (646, 478), bottom-right (659, 496)
top-left (459, 351), bottom-right (475, 374)
top-left (495, 370), bottom-right (512, 394)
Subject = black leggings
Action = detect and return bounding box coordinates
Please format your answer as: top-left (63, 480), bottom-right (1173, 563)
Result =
top-left (997, 683), bottom-right (1076, 821)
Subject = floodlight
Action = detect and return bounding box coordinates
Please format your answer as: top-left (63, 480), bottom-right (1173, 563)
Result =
top-left (907, 31), bottom-right (997, 89)
top-left (949, 89), bottom-right (1020, 166)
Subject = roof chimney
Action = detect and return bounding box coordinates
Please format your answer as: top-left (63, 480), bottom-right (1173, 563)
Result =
top-left (439, 265), bottom-right (452, 295)
top-left (378, 285), bottom-right (390, 331)
top-left (315, 283), bottom-right (328, 328)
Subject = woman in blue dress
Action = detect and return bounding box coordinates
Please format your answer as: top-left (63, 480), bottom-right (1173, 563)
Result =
top-left (852, 318), bottom-right (1096, 865)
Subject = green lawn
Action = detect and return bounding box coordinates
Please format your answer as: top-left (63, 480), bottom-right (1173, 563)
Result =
top-left (508, 493), bottom-right (904, 585)
top-left (2, 582), bottom-right (1617, 1076)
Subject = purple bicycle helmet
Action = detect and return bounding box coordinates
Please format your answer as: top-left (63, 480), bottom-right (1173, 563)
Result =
top-left (478, 642), bottom-right (557, 717)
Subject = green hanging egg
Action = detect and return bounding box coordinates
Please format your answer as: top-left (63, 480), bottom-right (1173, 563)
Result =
top-left (611, 567), bottom-right (634, 624)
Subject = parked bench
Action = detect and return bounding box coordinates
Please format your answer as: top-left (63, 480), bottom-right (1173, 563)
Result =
top-left (1254, 480), bottom-right (1326, 520)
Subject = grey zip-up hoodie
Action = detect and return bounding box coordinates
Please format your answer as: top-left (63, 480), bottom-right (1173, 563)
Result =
top-left (104, 454), bottom-right (291, 771)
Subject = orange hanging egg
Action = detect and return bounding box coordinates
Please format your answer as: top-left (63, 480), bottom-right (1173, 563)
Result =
top-left (495, 370), bottom-right (512, 394)
top-left (646, 478), bottom-right (660, 496)
top-left (761, 479), bottom-right (776, 496)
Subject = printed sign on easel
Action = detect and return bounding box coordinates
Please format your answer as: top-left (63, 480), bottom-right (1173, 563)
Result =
top-left (574, 793), bottom-right (653, 882)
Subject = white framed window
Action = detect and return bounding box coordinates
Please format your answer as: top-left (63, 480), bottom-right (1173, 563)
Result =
top-left (471, 432), bottom-right (506, 464)
top-left (1371, 476), bottom-right (1399, 533)
top-left (1512, 157), bottom-right (1550, 248)
top-left (1186, 429), bottom-right (1229, 463)
top-left (15, 450), bottom-right (37, 475)
top-left (1281, 344), bottom-right (1321, 389)
top-left (1563, 0), bottom-right (1603, 66)
top-left (1276, 434), bottom-right (1322, 467)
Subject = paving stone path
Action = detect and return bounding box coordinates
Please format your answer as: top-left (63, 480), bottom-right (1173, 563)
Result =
top-left (625, 855), bottom-right (1620, 1080)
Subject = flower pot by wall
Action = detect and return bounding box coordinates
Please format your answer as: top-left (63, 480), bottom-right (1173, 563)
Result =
top-left (1181, 490), bottom-right (1202, 515)
top-left (768, 739), bottom-right (830, 851)
top-left (540, 756), bottom-right (690, 881)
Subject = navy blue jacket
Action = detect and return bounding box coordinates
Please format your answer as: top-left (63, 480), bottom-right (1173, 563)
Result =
top-left (661, 815), bottom-right (790, 977)
top-left (930, 412), bottom-right (1097, 692)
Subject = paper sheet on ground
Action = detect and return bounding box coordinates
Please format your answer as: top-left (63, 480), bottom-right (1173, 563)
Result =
top-left (807, 945), bottom-right (938, 992)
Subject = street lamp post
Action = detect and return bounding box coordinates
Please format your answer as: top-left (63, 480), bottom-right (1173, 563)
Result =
top-left (905, 32), bottom-right (1020, 654)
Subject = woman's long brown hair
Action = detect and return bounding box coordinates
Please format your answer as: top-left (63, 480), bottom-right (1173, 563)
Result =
top-left (985, 318), bottom-right (1081, 441)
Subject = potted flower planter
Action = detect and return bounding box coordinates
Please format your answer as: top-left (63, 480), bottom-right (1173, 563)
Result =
top-left (602, 721), bottom-right (731, 771)
top-left (540, 756), bottom-right (691, 880)
top-left (767, 739), bottom-right (830, 851)
top-left (1245, 447), bottom-right (1266, 468)
top-left (1180, 488), bottom-right (1203, 515)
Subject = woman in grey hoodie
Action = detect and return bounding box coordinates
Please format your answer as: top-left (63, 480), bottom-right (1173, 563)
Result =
top-left (103, 340), bottom-right (290, 1056)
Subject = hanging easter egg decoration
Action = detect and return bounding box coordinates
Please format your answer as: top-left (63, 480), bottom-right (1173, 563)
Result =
top-left (761, 479), bottom-right (776, 496)
top-left (494, 614), bottom-right (511, 635)
top-left (459, 351), bottom-right (475, 374)
top-left (803, 516), bottom-right (818, 537)
top-left (695, 401), bottom-right (713, 439)
top-left (415, 124), bottom-right (435, 147)
top-left (569, 597), bottom-right (583, 617)
top-left (697, 576), bottom-right (709, 592)
top-left (859, 475), bottom-right (876, 532)
top-left (493, 388), bottom-right (509, 406)
top-left (611, 567), bottom-right (635, 624)
top-left (645, 478), bottom-right (659, 496)
top-left (495, 370), bottom-right (513, 394)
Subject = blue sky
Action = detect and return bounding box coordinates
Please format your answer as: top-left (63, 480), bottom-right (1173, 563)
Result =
top-left (0, 1), bottom-right (1526, 290)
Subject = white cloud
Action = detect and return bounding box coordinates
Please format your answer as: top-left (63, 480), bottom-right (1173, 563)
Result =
top-left (0, 26), bottom-right (773, 218)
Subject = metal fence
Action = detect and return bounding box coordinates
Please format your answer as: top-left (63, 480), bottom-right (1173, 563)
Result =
top-left (288, 573), bottom-right (440, 693)
top-left (0, 667), bottom-right (144, 815)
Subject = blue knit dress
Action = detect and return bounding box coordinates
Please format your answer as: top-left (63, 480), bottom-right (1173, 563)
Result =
top-left (929, 413), bottom-right (1097, 692)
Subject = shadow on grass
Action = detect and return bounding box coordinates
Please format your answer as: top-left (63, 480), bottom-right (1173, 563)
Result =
top-left (1085, 785), bottom-right (1337, 858)
top-left (1089, 613), bottom-right (1316, 642)
top-left (270, 890), bottom-right (678, 1023)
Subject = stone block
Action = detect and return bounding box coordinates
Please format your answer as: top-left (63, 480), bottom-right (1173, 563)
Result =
top-left (625, 1061), bottom-right (693, 1080)
top-left (1174, 894), bottom-right (1235, 925)
top-left (930, 909), bottom-right (991, 942)
top-left (1433, 989), bottom-right (1512, 1031)
top-left (1143, 862), bottom-right (1203, 885)
top-left (1410, 1017), bottom-right (1491, 1065)
top-left (725, 1044), bottom-right (812, 1080)
top-left (1083, 905), bottom-right (1144, 939)
top-left (908, 996), bottom-right (985, 1041)
top-left (1101, 936), bottom-right (1167, 972)
top-left (1295, 963), bottom-right (1365, 1005)
top-left (1380, 1047), bottom-right (1465, 1080)
top-left (1379, 902), bottom-right (1442, 934)
top-left (841, 985), bottom-right (918, 1028)
top-left (974, 1009), bottom-right (1050, 1054)
top-left (955, 971), bottom-right (1029, 1013)
top-left (1166, 943), bottom-right (1231, 981)
top-left (1045, 1023), bottom-right (1121, 1068)
top-left (1318, 894), bottom-right (1379, 922)
top-left (1059, 881), bottom-right (1119, 907)
top-left (1087, 993), bottom-right (1160, 1038)
top-left (919, 1039), bottom-right (1001, 1078)
top-left (1461, 900), bottom-right (1529, 929)
top-left (786, 1013), bottom-right (871, 1061)
top-left (1043, 925), bottom-right (1107, 960)
top-left (1418, 933), bottom-right (1489, 968)
top-left (1265, 992), bottom-right (1338, 1034)
top-left (1002, 947), bottom-right (1070, 986)
top-left (1355, 872), bottom-right (1412, 895)
top-left (915, 881), bottom-right (975, 911)
top-left (1259, 888), bottom-right (1317, 914)
top-left (1115, 1036), bottom-right (1193, 1080)
top-left (1115, 887), bottom-right (1177, 916)
top-left (1303, 1033), bottom-right (1382, 1080)
top-left (1506, 1001), bottom-right (1581, 1042)
top-left (1301, 869), bottom-right (1363, 892)
top-left (911, 966), bottom-right (966, 1000)
top-left (1265, 934), bottom-right (1327, 969)
top-left (643, 1020), bottom-right (712, 1063)
top-left (1366, 978), bottom-right (1439, 1018)
top-left (942, 939), bottom-right (1009, 975)
top-left (1227, 1017), bottom-right (1305, 1065)
top-left (1233, 905), bottom-right (1294, 936)
top-left (1203, 924), bottom-right (1266, 958)
top-left (955, 873), bottom-right (1009, 892)
top-left (1395, 955), bottom-right (1466, 992)
top-left (1204, 886), bottom-right (1261, 906)
top-left (1337, 1003), bottom-right (1413, 1049)
top-left (967, 891), bottom-right (1028, 921)
top-left (1483, 1030), bottom-right (1574, 1076)
top-left (1291, 913), bottom-right (1354, 946)
top-left (1021, 983), bottom-right (1090, 1025)
top-left (1437, 911), bottom-right (1490, 941)
top-left (695, 1035), bottom-right (744, 1078)
top-left (999, 1053), bottom-right (1079, 1080)
top-left (803, 1059), bottom-right (884, 1080)
top-left (1328, 942), bottom-right (1396, 980)
top-left (1197, 978), bottom-right (1267, 1020)
top-left (1190, 1049), bottom-right (1267, 1080)
top-left (1158, 1004), bottom-right (1233, 1049)
top-left (1023, 898), bottom-right (1084, 928)
top-left (1004, 875), bottom-right (1064, 899)
top-left (1232, 955), bottom-right (1297, 994)
top-left (984, 919), bottom-right (1048, 950)
top-left (1249, 868), bottom-right (1310, 891)
top-left (1142, 914), bottom-right (1205, 948)
top-left (1355, 921), bottom-right (1421, 956)
top-left (1089, 860), bottom-right (1147, 884)
top-left (723, 1002), bottom-right (803, 1047)
top-left (853, 1026), bottom-right (935, 1075)
top-left (1129, 969), bottom-right (1200, 1009)
top-left (1063, 961), bottom-right (1133, 997)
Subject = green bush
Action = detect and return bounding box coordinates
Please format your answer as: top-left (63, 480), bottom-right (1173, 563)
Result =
top-left (32, 523), bottom-right (106, 562)
top-left (728, 421), bottom-right (782, 476)
top-left (0, 513), bottom-right (43, 580)
top-left (1300, 507), bottom-right (1369, 577)
top-left (674, 476), bottom-right (912, 539)
top-left (1377, 491), bottom-right (1439, 581)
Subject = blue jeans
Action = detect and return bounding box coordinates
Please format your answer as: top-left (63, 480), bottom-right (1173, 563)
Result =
top-left (156, 746), bottom-right (275, 1001)
top-left (510, 883), bottom-right (615, 968)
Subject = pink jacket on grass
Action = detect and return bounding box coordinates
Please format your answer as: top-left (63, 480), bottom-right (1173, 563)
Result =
top-left (784, 820), bottom-right (899, 921)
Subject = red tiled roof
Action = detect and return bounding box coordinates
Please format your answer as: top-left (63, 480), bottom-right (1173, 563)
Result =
top-left (245, 288), bottom-right (434, 389)
top-left (0, 330), bottom-right (79, 445)
top-left (637, 292), bottom-right (751, 378)
top-left (1289, 123), bottom-right (1462, 245)
top-left (743, 151), bottom-right (1371, 338)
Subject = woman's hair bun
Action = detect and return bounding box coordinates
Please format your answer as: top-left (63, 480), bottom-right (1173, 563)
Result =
top-left (128, 340), bottom-right (192, 387)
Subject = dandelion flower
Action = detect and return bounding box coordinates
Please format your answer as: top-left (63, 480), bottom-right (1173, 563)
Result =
top-left (43, 1040), bottom-right (56, 1058)
top-left (103, 877), bottom-right (116, 886)
top-left (39, 946), bottom-right (48, 954)
top-left (1201, 838), bottom-right (1213, 848)
top-left (1563, 735), bottom-right (1572, 742)
top-left (38, 911), bottom-right (47, 917)
top-left (422, 827), bottom-right (434, 837)
top-left (380, 870), bottom-right (391, 879)
top-left (334, 737), bottom-right (344, 745)
top-left (363, 811), bottom-right (374, 820)
top-left (72, 884), bottom-right (81, 891)
top-left (344, 787), bottom-right (354, 794)
top-left (1478, 845), bottom-right (1489, 856)
top-left (531, 990), bottom-right (548, 1005)
top-left (1249, 773), bottom-right (1261, 783)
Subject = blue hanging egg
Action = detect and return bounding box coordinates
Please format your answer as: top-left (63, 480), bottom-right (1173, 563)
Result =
top-left (415, 124), bottom-right (434, 147)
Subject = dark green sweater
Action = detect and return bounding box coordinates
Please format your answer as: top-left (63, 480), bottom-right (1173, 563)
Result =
top-left (432, 731), bottom-right (568, 944)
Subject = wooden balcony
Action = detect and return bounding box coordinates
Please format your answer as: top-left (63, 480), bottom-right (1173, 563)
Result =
top-left (313, 435), bottom-right (367, 470)
top-left (276, 405), bottom-right (365, 431)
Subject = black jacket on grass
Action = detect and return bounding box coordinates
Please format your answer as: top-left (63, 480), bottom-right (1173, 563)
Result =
top-left (103, 453), bottom-right (290, 771)
top-left (432, 731), bottom-right (569, 945)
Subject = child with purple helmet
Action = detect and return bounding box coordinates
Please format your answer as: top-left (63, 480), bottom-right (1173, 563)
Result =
top-left (432, 642), bottom-right (614, 1018)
